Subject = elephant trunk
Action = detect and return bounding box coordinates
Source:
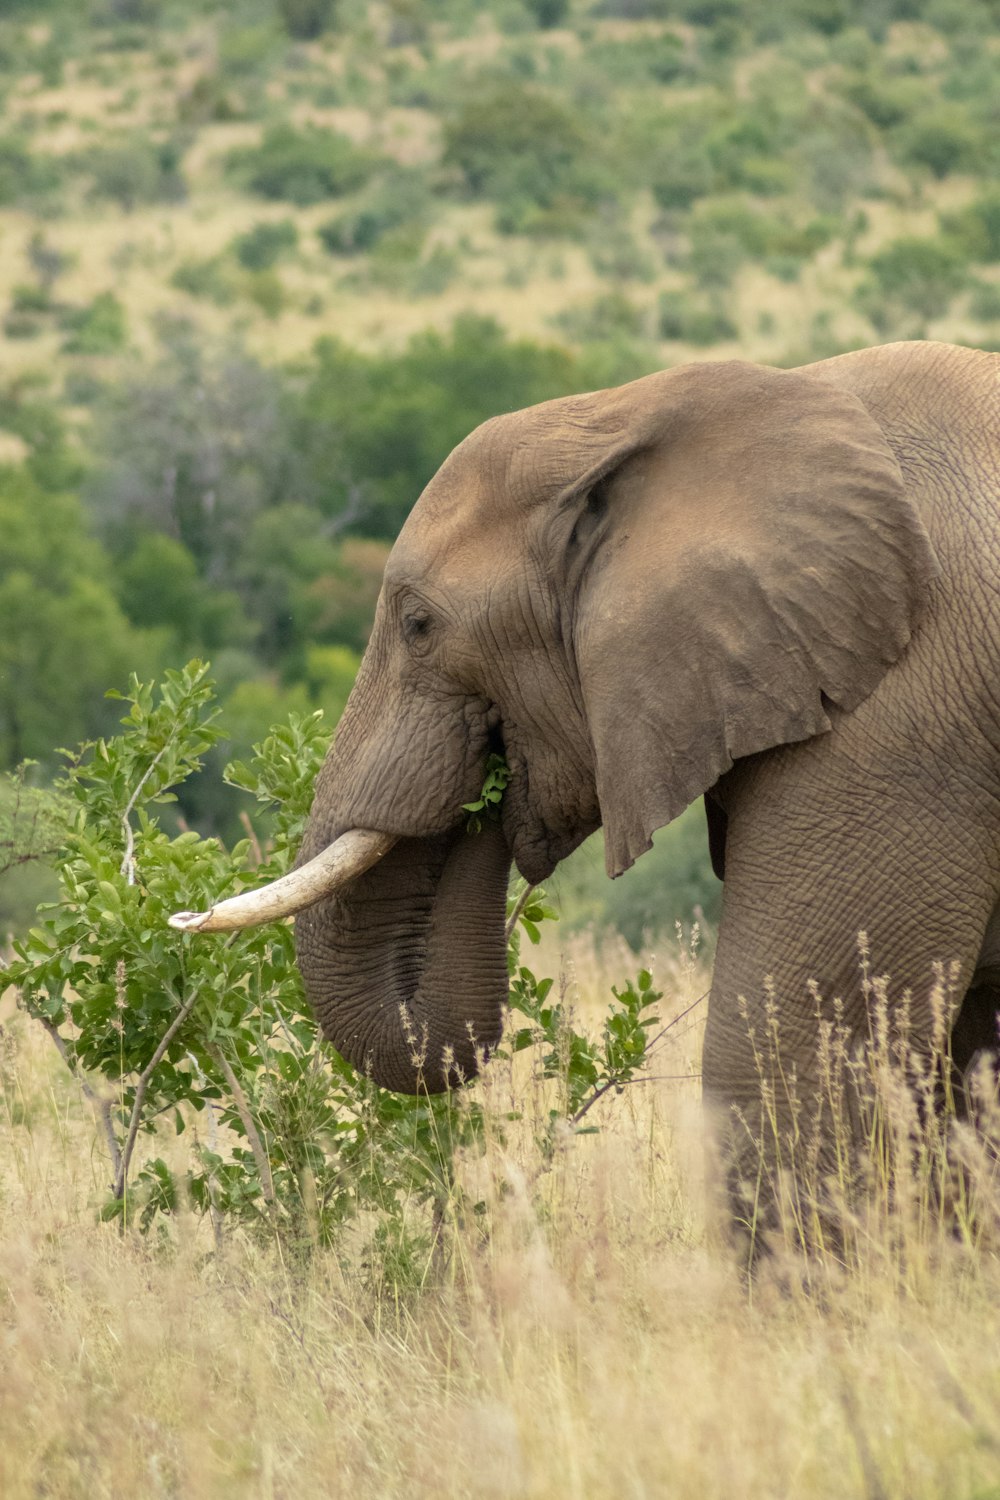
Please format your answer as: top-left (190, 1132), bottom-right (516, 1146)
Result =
top-left (295, 825), bottom-right (512, 1093)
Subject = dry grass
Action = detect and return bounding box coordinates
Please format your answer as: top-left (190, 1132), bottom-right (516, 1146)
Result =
top-left (3, 936), bottom-right (1000, 1499)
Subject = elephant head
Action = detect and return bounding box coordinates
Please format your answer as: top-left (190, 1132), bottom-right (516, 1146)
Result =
top-left (172, 359), bottom-right (937, 1094)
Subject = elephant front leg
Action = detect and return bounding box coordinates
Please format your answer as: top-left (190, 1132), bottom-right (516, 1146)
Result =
top-left (701, 756), bottom-right (999, 1261)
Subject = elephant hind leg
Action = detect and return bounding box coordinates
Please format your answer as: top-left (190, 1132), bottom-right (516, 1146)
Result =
top-left (951, 903), bottom-right (1000, 1111)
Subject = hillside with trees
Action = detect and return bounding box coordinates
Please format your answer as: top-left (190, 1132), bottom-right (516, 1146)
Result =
top-left (1, 0), bottom-right (998, 935)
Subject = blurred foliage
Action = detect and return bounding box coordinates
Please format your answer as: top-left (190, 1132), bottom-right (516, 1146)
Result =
top-left (228, 124), bottom-right (381, 206)
top-left (553, 806), bottom-right (721, 953)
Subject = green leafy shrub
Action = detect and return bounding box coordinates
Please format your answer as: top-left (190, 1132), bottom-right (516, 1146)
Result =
top-left (896, 106), bottom-right (982, 179)
top-left (228, 123), bottom-right (380, 206)
top-left (968, 282), bottom-right (1000, 321)
top-left (526, 0), bottom-right (570, 24)
top-left (658, 291), bottom-right (737, 345)
top-left (4, 665), bottom-right (667, 1246)
top-left (317, 169), bottom-right (429, 256)
top-left (171, 256), bottom-right (238, 306)
top-left (840, 69), bottom-right (923, 129)
top-left (232, 218), bottom-right (299, 270)
top-left (940, 192), bottom-right (1000, 263)
top-left (443, 81), bottom-right (608, 234)
top-left (555, 291), bottom-right (646, 343)
top-left (294, 315), bottom-right (584, 536)
top-left (277, 0), bottom-right (336, 37)
top-left (857, 235), bottom-right (968, 332)
top-left (87, 136), bottom-right (186, 210)
top-left (0, 135), bottom-right (63, 206)
top-left (61, 292), bottom-right (129, 355)
top-left (244, 269), bottom-right (288, 318)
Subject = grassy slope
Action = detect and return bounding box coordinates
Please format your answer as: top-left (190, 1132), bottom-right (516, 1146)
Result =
top-left (1, 10), bottom-right (997, 387)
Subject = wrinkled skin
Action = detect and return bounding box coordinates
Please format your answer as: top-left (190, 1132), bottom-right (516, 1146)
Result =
top-left (296, 341), bottom-right (1000, 1212)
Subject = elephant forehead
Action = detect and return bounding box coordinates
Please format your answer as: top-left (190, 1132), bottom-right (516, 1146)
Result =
top-left (396, 389), bottom-right (636, 550)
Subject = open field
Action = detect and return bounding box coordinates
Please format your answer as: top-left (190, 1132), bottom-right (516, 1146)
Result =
top-left (4, 933), bottom-right (1000, 1500)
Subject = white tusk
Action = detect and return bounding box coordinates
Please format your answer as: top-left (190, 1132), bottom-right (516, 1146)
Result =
top-left (168, 829), bottom-right (397, 934)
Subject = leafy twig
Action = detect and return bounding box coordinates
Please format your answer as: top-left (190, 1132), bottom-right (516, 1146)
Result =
top-left (120, 742), bottom-right (171, 885)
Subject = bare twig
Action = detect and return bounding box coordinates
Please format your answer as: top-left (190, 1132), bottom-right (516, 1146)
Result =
top-left (643, 989), bottom-right (710, 1059)
top-left (35, 1015), bottom-right (123, 1180)
top-left (114, 985), bottom-right (201, 1201)
top-left (505, 884), bottom-right (537, 943)
top-left (120, 742), bottom-right (172, 885)
top-left (207, 1042), bottom-right (278, 1217)
top-left (238, 810), bottom-right (264, 870)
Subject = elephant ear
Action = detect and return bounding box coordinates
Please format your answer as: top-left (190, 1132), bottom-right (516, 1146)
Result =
top-left (565, 360), bottom-right (939, 877)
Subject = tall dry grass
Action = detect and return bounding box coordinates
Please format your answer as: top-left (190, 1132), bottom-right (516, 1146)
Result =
top-left (2, 933), bottom-right (1000, 1499)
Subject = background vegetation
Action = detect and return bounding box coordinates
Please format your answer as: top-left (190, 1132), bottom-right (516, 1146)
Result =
top-left (3, 0), bottom-right (1000, 937)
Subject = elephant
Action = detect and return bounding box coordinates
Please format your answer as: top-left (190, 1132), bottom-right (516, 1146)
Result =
top-left (171, 339), bottom-right (1000, 1221)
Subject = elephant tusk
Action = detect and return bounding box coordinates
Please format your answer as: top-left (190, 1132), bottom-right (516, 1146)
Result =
top-left (168, 829), bottom-right (397, 934)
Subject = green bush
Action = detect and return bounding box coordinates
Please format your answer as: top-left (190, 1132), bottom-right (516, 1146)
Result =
top-left (4, 665), bottom-right (665, 1244)
top-left (294, 315), bottom-right (585, 536)
top-left (317, 169), bottom-right (429, 256)
top-left (61, 291), bottom-right (129, 355)
top-left (0, 136), bottom-right (63, 206)
top-left (232, 218), bottom-right (299, 270)
top-left (857, 235), bottom-right (968, 332)
top-left (277, 0), bottom-right (336, 38)
top-left (526, 0), bottom-right (570, 23)
top-left (228, 123), bottom-right (380, 206)
top-left (87, 136), bottom-right (186, 210)
top-left (840, 70), bottom-right (923, 128)
top-left (442, 81), bottom-right (607, 232)
top-left (116, 534), bottom-right (252, 658)
top-left (11, 284), bottom-right (52, 315)
top-left (968, 282), bottom-right (1000, 321)
top-left (658, 291), bottom-right (737, 345)
top-left (896, 106), bottom-right (982, 178)
top-left (171, 256), bottom-right (238, 306)
top-left (555, 291), bottom-right (645, 343)
top-left (940, 192), bottom-right (1000, 263)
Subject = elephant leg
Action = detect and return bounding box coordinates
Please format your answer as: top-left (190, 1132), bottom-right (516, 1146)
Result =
top-left (701, 746), bottom-right (1000, 1255)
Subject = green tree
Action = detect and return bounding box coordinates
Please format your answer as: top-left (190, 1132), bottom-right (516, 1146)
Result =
top-left (294, 316), bottom-right (584, 536)
top-left (277, 0), bottom-right (335, 37)
top-left (857, 235), bottom-right (968, 334)
top-left (442, 81), bottom-right (608, 233)
top-left (228, 124), bottom-right (379, 207)
top-left (0, 469), bottom-right (147, 766)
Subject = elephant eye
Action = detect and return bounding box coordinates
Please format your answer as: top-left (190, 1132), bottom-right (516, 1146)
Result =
top-left (402, 607), bottom-right (433, 648)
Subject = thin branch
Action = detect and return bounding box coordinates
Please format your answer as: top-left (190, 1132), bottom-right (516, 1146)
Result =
top-left (207, 1042), bottom-right (278, 1217)
top-left (505, 884), bottom-right (537, 943)
top-left (120, 741), bottom-right (172, 885)
top-left (114, 985), bottom-right (201, 1201)
top-left (643, 989), bottom-right (710, 1058)
top-left (36, 1016), bottom-right (123, 1180)
top-left (238, 810), bottom-right (264, 870)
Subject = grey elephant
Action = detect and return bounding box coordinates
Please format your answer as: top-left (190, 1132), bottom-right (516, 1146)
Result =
top-left (172, 340), bottom-right (1000, 1204)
